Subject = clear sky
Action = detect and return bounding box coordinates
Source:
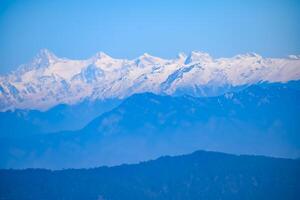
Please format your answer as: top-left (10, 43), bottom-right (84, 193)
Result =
top-left (0, 0), bottom-right (299, 74)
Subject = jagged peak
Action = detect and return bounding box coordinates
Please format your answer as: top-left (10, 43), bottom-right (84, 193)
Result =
top-left (177, 52), bottom-right (187, 59)
top-left (35, 48), bottom-right (58, 61)
top-left (138, 52), bottom-right (157, 59)
top-left (190, 51), bottom-right (210, 56)
top-left (234, 52), bottom-right (262, 59)
top-left (185, 51), bottom-right (212, 64)
top-left (135, 53), bottom-right (163, 65)
top-left (15, 49), bottom-right (58, 73)
top-left (93, 51), bottom-right (112, 60)
top-left (288, 55), bottom-right (300, 60)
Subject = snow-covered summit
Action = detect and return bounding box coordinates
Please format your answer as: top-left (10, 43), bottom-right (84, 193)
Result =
top-left (0, 49), bottom-right (300, 111)
top-left (91, 52), bottom-right (113, 62)
top-left (184, 51), bottom-right (212, 64)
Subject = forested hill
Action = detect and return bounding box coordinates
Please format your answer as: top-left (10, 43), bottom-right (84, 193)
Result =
top-left (1, 150), bottom-right (300, 200)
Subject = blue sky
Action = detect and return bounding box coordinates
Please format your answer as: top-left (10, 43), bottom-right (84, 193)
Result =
top-left (0, 0), bottom-right (299, 74)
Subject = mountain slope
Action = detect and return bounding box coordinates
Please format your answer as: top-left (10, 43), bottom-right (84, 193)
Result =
top-left (1, 49), bottom-right (300, 111)
top-left (0, 150), bottom-right (299, 200)
top-left (0, 98), bottom-right (120, 138)
top-left (0, 81), bottom-right (299, 169)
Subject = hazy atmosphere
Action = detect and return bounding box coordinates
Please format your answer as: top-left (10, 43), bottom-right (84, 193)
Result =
top-left (0, 1), bottom-right (300, 199)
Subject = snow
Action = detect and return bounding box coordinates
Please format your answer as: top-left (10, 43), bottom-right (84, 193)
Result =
top-left (0, 49), bottom-right (300, 111)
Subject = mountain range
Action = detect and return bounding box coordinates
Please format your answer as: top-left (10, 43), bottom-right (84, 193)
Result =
top-left (1, 81), bottom-right (299, 169)
top-left (1, 49), bottom-right (300, 111)
top-left (0, 50), bottom-right (299, 169)
top-left (1, 150), bottom-right (299, 200)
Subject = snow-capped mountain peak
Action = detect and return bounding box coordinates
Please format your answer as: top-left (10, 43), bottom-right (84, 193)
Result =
top-left (288, 55), bottom-right (300, 60)
top-left (137, 53), bottom-right (154, 61)
top-left (177, 52), bottom-right (187, 60)
top-left (92, 51), bottom-right (112, 60)
top-left (234, 52), bottom-right (262, 60)
top-left (34, 48), bottom-right (58, 64)
top-left (0, 49), bottom-right (300, 111)
top-left (184, 51), bottom-right (212, 64)
top-left (136, 53), bottom-right (164, 64)
top-left (16, 49), bottom-right (59, 74)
